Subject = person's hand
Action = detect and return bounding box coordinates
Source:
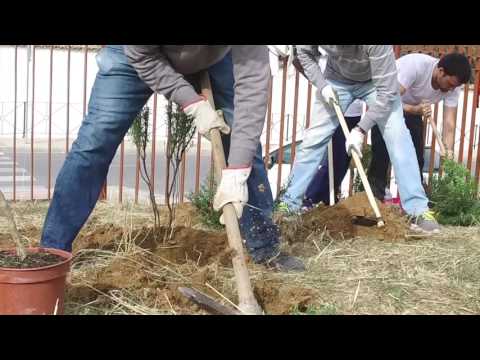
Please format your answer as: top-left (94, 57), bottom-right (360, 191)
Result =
top-left (184, 99), bottom-right (230, 140)
top-left (345, 127), bottom-right (365, 158)
top-left (420, 101), bottom-right (432, 118)
top-left (213, 166), bottom-right (252, 225)
top-left (321, 85), bottom-right (338, 106)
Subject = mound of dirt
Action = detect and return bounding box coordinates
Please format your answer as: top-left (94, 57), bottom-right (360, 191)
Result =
top-left (280, 193), bottom-right (409, 244)
top-left (74, 225), bottom-right (232, 267)
top-left (253, 280), bottom-right (316, 314)
top-left (67, 251), bottom-right (318, 315)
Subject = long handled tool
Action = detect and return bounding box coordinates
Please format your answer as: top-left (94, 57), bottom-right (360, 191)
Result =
top-left (330, 99), bottom-right (385, 227)
top-left (178, 72), bottom-right (263, 315)
top-left (425, 113), bottom-right (447, 157)
top-left (327, 140), bottom-right (335, 206)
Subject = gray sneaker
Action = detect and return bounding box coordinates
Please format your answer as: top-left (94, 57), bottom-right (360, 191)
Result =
top-left (265, 252), bottom-right (306, 272)
top-left (410, 210), bottom-right (441, 234)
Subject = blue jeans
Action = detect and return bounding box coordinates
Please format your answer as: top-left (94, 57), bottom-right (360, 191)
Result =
top-left (303, 116), bottom-right (360, 207)
top-left (41, 45), bottom-right (279, 262)
top-left (281, 79), bottom-right (429, 216)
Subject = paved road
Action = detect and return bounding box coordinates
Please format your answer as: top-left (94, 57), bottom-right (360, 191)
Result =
top-left (0, 143), bottom-right (213, 202)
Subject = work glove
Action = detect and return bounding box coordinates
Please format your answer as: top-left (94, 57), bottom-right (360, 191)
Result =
top-left (345, 127), bottom-right (365, 159)
top-left (213, 166), bottom-right (252, 225)
top-left (184, 99), bottom-right (230, 140)
top-left (321, 84), bottom-right (338, 106)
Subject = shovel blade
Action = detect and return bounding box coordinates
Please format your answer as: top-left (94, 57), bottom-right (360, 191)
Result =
top-left (352, 216), bottom-right (379, 227)
top-left (178, 287), bottom-right (241, 315)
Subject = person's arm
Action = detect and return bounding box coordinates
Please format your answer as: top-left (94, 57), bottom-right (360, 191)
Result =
top-left (357, 46), bottom-right (399, 132)
top-left (295, 45), bottom-right (327, 90)
top-left (443, 105), bottom-right (457, 154)
top-left (399, 84), bottom-right (424, 115)
top-left (228, 45), bottom-right (271, 167)
top-left (123, 45), bottom-right (202, 107)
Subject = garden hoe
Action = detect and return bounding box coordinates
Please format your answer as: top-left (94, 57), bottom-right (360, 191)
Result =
top-left (330, 99), bottom-right (385, 228)
top-left (178, 72), bottom-right (263, 315)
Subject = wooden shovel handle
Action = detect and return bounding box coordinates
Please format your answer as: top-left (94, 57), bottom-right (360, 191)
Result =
top-left (331, 100), bottom-right (385, 227)
top-left (199, 72), bottom-right (262, 315)
top-left (425, 114), bottom-right (447, 157)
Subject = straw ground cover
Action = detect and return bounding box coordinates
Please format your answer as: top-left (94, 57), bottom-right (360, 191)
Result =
top-left (0, 200), bottom-right (479, 315)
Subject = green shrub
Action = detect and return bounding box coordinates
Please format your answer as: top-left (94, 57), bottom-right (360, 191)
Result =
top-left (187, 175), bottom-right (222, 230)
top-left (429, 159), bottom-right (480, 226)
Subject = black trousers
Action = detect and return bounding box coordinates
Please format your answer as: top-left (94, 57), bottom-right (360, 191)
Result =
top-left (368, 112), bottom-right (425, 201)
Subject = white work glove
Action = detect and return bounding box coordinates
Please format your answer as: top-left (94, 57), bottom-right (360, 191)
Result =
top-left (345, 127), bottom-right (366, 159)
top-left (184, 99), bottom-right (230, 140)
top-left (213, 166), bottom-right (252, 225)
top-left (321, 84), bottom-right (338, 106)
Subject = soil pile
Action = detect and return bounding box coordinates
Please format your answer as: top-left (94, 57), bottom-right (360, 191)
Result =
top-left (280, 193), bottom-right (410, 244)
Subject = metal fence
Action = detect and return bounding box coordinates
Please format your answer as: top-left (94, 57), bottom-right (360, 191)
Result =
top-left (0, 45), bottom-right (479, 204)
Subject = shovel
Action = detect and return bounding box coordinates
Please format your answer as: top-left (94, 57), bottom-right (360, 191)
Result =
top-left (424, 113), bottom-right (447, 157)
top-left (330, 99), bottom-right (385, 228)
top-left (178, 72), bottom-right (263, 315)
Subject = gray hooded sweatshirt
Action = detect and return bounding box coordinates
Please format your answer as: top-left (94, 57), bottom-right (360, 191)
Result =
top-left (296, 45), bottom-right (400, 131)
top-left (123, 45), bottom-right (270, 167)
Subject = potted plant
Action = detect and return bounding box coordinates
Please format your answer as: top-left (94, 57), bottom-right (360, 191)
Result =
top-left (0, 190), bottom-right (72, 315)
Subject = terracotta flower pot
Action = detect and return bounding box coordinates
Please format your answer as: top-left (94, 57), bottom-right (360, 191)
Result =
top-left (0, 247), bottom-right (73, 315)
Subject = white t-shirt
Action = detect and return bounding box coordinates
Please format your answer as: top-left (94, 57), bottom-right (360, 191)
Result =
top-left (319, 52), bottom-right (364, 118)
top-left (396, 53), bottom-right (461, 108)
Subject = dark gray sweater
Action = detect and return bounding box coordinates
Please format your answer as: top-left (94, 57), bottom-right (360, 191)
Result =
top-left (296, 45), bottom-right (400, 131)
top-left (124, 45), bottom-right (270, 166)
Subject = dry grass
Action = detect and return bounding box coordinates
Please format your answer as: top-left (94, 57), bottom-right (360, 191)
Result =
top-left (1, 200), bottom-right (479, 315)
top-left (298, 228), bottom-right (480, 314)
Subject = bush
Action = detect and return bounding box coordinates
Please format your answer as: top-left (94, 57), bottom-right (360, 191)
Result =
top-left (429, 159), bottom-right (480, 226)
top-left (187, 175), bottom-right (223, 230)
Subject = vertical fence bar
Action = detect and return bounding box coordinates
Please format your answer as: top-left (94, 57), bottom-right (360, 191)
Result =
top-left (477, 57), bottom-right (480, 107)
top-left (66, 45), bottom-right (71, 154)
top-left (427, 103), bottom-right (439, 189)
top-left (150, 94), bottom-right (158, 191)
top-left (291, 69), bottom-right (300, 163)
top-left (82, 45), bottom-right (88, 120)
top-left (264, 75), bottom-right (273, 167)
top-left (180, 151), bottom-right (186, 203)
top-left (30, 45), bottom-right (35, 201)
top-left (135, 154), bottom-right (140, 204)
top-left (459, 47), bottom-right (473, 164)
top-left (305, 82), bottom-right (312, 129)
top-left (134, 148), bottom-right (141, 204)
top-left (48, 46), bottom-right (53, 200)
top-left (119, 140), bottom-right (124, 203)
top-left (194, 134), bottom-right (202, 193)
top-left (473, 62), bottom-right (480, 186)
top-left (276, 57), bottom-right (288, 197)
top-left (209, 142), bottom-right (215, 190)
top-left (164, 134), bottom-right (171, 206)
top-left (458, 83), bottom-right (469, 163)
top-left (13, 45), bottom-right (17, 201)
top-left (467, 67), bottom-right (480, 172)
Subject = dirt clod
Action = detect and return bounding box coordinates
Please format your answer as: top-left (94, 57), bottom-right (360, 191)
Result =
top-left (254, 280), bottom-right (316, 314)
